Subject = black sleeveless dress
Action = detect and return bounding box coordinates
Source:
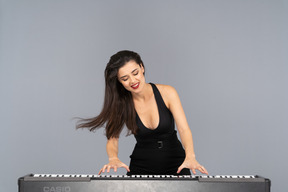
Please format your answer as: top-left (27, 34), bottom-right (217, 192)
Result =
top-left (127, 83), bottom-right (191, 175)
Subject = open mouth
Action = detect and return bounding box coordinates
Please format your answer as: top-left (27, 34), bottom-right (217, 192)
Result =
top-left (131, 82), bottom-right (140, 89)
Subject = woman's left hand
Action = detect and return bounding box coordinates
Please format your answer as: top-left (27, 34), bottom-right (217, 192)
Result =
top-left (177, 157), bottom-right (208, 175)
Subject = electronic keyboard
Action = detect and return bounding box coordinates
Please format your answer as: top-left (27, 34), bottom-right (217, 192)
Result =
top-left (18, 174), bottom-right (270, 192)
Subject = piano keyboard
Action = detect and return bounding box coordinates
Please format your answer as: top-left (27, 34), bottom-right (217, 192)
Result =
top-left (26, 174), bottom-right (258, 181)
top-left (18, 174), bottom-right (270, 192)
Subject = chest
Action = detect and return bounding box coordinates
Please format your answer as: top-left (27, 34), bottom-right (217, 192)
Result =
top-left (134, 97), bottom-right (159, 130)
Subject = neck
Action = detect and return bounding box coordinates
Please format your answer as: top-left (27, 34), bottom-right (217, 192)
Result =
top-left (132, 83), bottom-right (153, 101)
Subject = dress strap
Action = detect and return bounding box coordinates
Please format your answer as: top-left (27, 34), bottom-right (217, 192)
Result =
top-left (149, 83), bottom-right (167, 110)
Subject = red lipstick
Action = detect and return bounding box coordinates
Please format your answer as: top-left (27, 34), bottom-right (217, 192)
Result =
top-left (131, 82), bottom-right (140, 89)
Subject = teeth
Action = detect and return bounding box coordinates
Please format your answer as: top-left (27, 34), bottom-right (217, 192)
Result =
top-left (132, 83), bottom-right (139, 87)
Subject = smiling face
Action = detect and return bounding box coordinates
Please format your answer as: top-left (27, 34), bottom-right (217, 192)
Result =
top-left (117, 60), bottom-right (145, 94)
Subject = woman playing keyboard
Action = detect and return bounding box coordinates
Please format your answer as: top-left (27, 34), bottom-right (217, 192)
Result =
top-left (77, 50), bottom-right (208, 176)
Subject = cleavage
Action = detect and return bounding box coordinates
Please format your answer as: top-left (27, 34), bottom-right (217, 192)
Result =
top-left (135, 94), bottom-right (160, 130)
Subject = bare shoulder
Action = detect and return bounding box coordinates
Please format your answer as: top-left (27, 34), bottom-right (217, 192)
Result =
top-left (154, 84), bottom-right (179, 107)
top-left (155, 84), bottom-right (177, 95)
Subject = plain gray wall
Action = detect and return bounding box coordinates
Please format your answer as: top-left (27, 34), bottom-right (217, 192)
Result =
top-left (0, 0), bottom-right (287, 191)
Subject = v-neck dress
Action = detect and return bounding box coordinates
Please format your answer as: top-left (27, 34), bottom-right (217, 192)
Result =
top-left (127, 83), bottom-right (191, 175)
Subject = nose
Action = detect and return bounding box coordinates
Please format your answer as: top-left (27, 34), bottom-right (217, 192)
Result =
top-left (130, 75), bottom-right (136, 83)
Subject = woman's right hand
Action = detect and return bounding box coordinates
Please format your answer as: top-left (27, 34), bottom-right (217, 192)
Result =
top-left (98, 158), bottom-right (130, 175)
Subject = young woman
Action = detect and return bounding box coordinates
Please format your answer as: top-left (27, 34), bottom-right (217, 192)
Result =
top-left (77, 50), bottom-right (208, 175)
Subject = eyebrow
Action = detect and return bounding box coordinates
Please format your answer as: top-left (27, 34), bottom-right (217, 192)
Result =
top-left (119, 68), bottom-right (139, 79)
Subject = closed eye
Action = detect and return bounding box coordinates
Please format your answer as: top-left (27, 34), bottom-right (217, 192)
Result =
top-left (119, 68), bottom-right (140, 81)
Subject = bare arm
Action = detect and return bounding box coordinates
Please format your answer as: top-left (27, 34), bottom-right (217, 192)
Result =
top-left (98, 137), bottom-right (130, 174)
top-left (161, 85), bottom-right (208, 175)
top-left (106, 137), bottom-right (119, 160)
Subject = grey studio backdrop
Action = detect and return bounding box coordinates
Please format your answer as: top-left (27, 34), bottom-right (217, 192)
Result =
top-left (0, 0), bottom-right (287, 191)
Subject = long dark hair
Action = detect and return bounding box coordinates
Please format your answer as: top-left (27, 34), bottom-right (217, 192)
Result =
top-left (76, 50), bottom-right (144, 139)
